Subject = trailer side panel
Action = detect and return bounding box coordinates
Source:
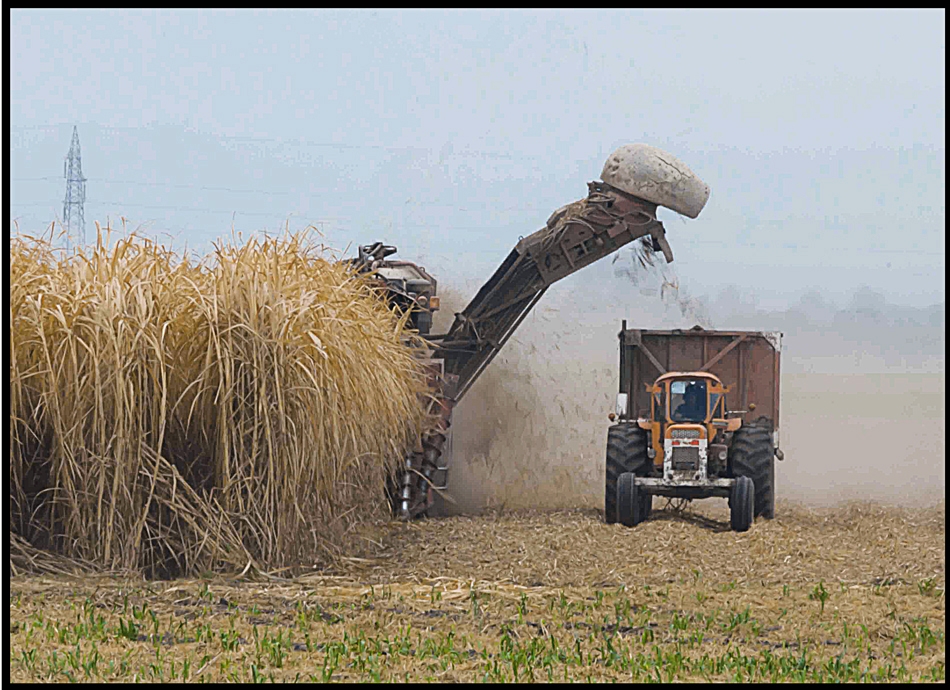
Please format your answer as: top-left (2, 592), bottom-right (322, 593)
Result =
top-left (620, 328), bottom-right (782, 428)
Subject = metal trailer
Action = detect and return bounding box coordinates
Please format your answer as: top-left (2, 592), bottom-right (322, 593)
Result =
top-left (617, 324), bottom-right (782, 434)
top-left (611, 325), bottom-right (784, 529)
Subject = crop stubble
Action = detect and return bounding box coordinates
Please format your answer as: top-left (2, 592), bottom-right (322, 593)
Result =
top-left (9, 500), bottom-right (944, 682)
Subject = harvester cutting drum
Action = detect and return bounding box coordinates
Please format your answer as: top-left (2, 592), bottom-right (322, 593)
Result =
top-left (351, 144), bottom-right (711, 520)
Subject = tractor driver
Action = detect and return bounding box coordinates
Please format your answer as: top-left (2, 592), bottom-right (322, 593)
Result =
top-left (674, 381), bottom-right (706, 422)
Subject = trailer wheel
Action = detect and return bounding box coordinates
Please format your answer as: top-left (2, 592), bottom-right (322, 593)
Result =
top-left (605, 424), bottom-right (650, 524)
top-left (617, 472), bottom-right (648, 527)
top-left (729, 423), bottom-right (775, 519)
top-left (730, 475), bottom-right (755, 532)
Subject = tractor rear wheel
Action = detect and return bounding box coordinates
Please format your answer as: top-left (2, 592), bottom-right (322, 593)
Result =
top-left (730, 475), bottom-right (755, 532)
top-left (729, 423), bottom-right (775, 519)
top-left (605, 424), bottom-right (651, 524)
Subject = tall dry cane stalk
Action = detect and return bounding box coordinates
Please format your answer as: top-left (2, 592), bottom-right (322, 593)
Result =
top-left (9, 225), bottom-right (429, 576)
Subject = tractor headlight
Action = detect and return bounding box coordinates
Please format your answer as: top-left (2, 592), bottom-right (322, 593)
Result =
top-left (718, 450), bottom-right (727, 461)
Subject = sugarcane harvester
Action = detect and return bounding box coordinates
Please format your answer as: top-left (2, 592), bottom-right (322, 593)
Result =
top-left (349, 144), bottom-right (712, 519)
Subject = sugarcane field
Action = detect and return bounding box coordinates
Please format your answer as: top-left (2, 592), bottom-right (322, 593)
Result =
top-left (7, 9), bottom-right (945, 684)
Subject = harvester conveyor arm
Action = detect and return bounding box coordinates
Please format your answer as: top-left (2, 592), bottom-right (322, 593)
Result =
top-left (431, 181), bottom-right (672, 402)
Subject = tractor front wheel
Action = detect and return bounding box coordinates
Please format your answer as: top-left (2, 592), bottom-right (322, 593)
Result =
top-left (617, 472), bottom-right (650, 527)
top-left (730, 476), bottom-right (755, 532)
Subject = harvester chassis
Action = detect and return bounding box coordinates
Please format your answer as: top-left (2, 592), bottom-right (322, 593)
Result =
top-left (366, 183), bottom-right (680, 520)
top-left (356, 143), bottom-right (712, 521)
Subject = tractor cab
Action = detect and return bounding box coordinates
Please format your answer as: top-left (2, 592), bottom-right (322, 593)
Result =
top-left (639, 372), bottom-right (742, 474)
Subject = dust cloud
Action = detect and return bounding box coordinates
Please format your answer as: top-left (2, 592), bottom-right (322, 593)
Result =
top-left (434, 288), bottom-right (619, 514)
top-left (431, 245), bottom-right (945, 513)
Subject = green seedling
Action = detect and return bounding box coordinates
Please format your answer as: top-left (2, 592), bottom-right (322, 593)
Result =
top-left (809, 581), bottom-right (830, 615)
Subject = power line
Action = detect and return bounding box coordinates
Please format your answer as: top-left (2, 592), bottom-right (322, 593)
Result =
top-left (8, 212), bottom-right (943, 261)
top-left (11, 124), bottom-right (546, 161)
top-left (10, 199), bottom-right (349, 220)
top-left (9, 201), bottom-right (942, 257)
top-left (12, 176), bottom-right (295, 195)
top-left (11, 178), bottom-right (539, 208)
top-left (84, 201), bottom-right (314, 217)
top-left (9, 192), bottom-right (944, 252)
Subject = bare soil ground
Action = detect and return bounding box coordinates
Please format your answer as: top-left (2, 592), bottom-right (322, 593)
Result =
top-left (9, 500), bottom-right (944, 682)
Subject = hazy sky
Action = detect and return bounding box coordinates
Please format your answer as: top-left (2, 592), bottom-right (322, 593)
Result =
top-left (9, 9), bottom-right (946, 308)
